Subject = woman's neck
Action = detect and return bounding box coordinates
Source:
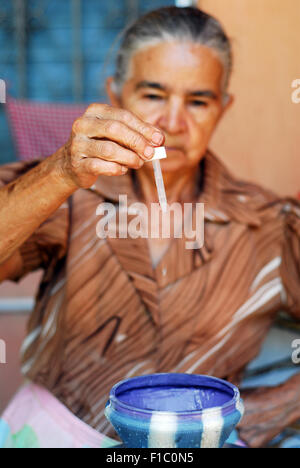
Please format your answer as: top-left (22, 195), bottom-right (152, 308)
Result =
top-left (136, 163), bottom-right (201, 206)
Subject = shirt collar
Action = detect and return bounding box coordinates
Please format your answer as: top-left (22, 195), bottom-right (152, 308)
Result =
top-left (89, 150), bottom-right (263, 228)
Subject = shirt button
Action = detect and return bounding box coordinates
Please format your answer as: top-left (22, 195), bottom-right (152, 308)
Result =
top-left (283, 203), bottom-right (292, 213)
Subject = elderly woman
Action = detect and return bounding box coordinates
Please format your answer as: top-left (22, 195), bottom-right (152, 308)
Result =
top-left (0, 7), bottom-right (299, 449)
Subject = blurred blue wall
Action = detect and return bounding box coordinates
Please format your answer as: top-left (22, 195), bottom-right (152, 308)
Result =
top-left (0, 0), bottom-right (173, 164)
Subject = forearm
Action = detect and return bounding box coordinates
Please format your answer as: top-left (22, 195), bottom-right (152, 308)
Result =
top-left (0, 146), bottom-right (76, 264)
top-left (238, 372), bottom-right (300, 448)
top-left (0, 103), bottom-right (165, 265)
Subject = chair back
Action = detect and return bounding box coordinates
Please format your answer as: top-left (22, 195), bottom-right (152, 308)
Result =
top-left (6, 97), bottom-right (87, 160)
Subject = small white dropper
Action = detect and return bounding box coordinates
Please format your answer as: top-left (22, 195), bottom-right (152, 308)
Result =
top-left (150, 147), bottom-right (168, 213)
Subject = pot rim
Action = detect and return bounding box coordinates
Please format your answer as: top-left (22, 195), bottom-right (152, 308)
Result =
top-left (108, 373), bottom-right (242, 417)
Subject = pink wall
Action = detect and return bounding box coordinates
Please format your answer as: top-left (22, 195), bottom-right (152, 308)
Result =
top-left (199, 0), bottom-right (300, 197)
top-left (0, 272), bottom-right (41, 411)
top-left (0, 314), bottom-right (28, 412)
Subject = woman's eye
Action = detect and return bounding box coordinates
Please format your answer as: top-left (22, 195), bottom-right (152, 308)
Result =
top-left (143, 94), bottom-right (164, 101)
top-left (189, 100), bottom-right (208, 107)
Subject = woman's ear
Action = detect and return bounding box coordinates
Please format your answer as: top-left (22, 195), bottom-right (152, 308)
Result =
top-left (106, 77), bottom-right (121, 107)
top-left (222, 93), bottom-right (234, 111)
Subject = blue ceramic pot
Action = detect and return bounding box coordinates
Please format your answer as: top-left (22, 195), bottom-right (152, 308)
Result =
top-left (105, 373), bottom-right (244, 448)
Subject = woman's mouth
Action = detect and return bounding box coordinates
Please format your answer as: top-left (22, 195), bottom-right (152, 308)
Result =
top-left (159, 147), bottom-right (188, 172)
top-left (165, 147), bottom-right (186, 158)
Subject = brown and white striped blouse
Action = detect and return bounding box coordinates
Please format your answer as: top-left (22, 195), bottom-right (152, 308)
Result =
top-left (0, 151), bottom-right (299, 440)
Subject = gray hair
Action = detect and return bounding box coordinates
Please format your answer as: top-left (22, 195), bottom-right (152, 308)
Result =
top-left (113, 7), bottom-right (233, 96)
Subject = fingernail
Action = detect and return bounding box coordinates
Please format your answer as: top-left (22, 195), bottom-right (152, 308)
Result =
top-left (144, 146), bottom-right (154, 159)
top-left (152, 132), bottom-right (163, 145)
top-left (121, 166), bottom-right (128, 173)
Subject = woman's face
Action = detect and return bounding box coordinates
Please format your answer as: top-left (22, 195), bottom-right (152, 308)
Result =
top-left (108, 41), bottom-right (232, 173)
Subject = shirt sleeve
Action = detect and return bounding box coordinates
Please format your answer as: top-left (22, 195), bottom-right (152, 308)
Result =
top-left (0, 160), bottom-right (69, 282)
top-left (280, 198), bottom-right (300, 320)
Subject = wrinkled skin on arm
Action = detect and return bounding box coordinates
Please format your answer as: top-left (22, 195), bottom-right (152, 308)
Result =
top-left (0, 103), bottom-right (164, 268)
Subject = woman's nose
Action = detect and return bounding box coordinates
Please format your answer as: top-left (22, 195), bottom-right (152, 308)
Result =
top-left (157, 98), bottom-right (187, 134)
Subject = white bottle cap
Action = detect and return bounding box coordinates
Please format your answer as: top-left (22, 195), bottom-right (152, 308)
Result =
top-left (149, 146), bottom-right (167, 161)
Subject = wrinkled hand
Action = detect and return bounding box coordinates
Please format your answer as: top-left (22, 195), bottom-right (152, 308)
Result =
top-left (61, 103), bottom-right (164, 189)
top-left (239, 373), bottom-right (300, 447)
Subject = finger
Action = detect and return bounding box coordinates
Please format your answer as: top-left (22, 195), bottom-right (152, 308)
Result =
top-left (81, 157), bottom-right (128, 177)
top-left (75, 137), bottom-right (145, 169)
top-left (85, 104), bottom-right (164, 146)
top-left (74, 118), bottom-right (156, 161)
